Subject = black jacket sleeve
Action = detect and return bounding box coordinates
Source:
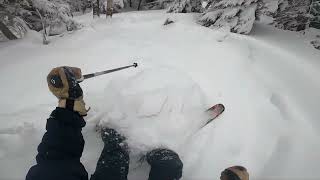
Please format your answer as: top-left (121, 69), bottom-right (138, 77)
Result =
top-left (26, 107), bottom-right (88, 180)
top-left (36, 107), bottom-right (86, 163)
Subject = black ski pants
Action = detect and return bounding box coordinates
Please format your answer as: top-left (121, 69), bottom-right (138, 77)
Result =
top-left (90, 128), bottom-right (183, 180)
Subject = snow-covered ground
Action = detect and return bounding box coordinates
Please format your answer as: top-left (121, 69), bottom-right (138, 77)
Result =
top-left (1, 10), bottom-right (320, 180)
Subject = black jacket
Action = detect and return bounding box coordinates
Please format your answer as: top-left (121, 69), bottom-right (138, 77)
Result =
top-left (26, 108), bottom-right (88, 180)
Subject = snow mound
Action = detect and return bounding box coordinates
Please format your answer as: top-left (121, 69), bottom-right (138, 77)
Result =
top-left (92, 66), bottom-right (209, 155)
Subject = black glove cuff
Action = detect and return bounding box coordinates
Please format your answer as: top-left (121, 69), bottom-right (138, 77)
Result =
top-left (65, 99), bottom-right (75, 111)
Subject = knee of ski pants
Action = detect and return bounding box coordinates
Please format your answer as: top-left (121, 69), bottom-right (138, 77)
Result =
top-left (90, 148), bottom-right (129, 180)
top-left (147, 148), bottom-right (183, 180)
top-left (90, 134), bottom-right (129, 180)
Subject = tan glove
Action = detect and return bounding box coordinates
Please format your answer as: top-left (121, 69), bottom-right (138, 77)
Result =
top-left (220, 166), bottom-right (249, 180)
top-left (58, 98), bottom-right (89, 116)
top-left (47, 66), bottom-right (89, 116)
top-left (47, 66), bottom-right (83, 99)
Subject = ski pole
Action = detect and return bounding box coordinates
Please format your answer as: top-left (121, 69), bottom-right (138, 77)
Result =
top-left (77, 63), bottom-right (138, 82)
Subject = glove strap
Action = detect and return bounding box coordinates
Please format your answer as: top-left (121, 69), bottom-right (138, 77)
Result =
top-left (58, 99), bottom-right (74, 111)
top-left (65, 99), bottom-right (75, 111)
top-left (58, 98), bottom-right (89, 116)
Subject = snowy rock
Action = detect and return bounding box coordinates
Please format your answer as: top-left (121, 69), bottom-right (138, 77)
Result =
top-left (167, 0), bottom-right (204, 13)
top-left (163, 18), bottom-right (174, 25)
top-left (311, 39), bottom-right (320, 50)
top-left (199, 0), bottom-right (258, 34)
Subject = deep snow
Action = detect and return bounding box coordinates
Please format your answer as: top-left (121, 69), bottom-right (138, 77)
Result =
top-left (0, 10), bottom-right (320, 180)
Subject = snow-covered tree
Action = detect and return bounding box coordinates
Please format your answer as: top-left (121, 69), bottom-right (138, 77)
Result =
top-left (273, 0), bottom-right (312, 31)
top-left (0, 0), bottom-right (82, 42)
top-left (92, 0), bottom-right (100, 17)
top-left (142, 0), bottom-right (173, 10)
top-left (167, 0), bottom-right (203, 13)
top-left (66, 0), bottom-right (90, 13)
top-left (256, 0), bottom-right (319, 30)
top-left (310, 0), bottom-right (320, 29)
top-left (256, 0), bottom-right (279, 23)
top-left (0, 0), bottom-right (28, 40)
top-left (0, 20), bottom-right (18, 40)
top-left (199, 0), bottom-right (258, 34)
top-left (31, 0), bottom-right (81, 37)
top-left (112, 0), bottom-right (125, 11)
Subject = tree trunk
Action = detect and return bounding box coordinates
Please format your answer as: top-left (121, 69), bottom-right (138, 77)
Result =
top-left (0, 21), bottom-right (17, 40)
top-left (93, 0), bottom-right (100, 18)
top-left (97, 0), bottom-right (100, 17)
top-left (137, 0), bottom-right (143, 10)
top-left (36, 9), bottom-right (49, 45)
top-left (307, 0), bottom-right (314, 29)
top-left (106, 0), bottom-right (113, 17)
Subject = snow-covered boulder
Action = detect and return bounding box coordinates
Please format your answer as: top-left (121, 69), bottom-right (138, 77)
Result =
top-left (199, 0), bottom-right (258, 34)
top-left (167, 0), bottom-right (203, 13)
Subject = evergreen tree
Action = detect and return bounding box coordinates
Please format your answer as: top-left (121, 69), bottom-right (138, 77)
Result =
top-left (310, 0), bottom-right (320, 29)
top-left (256, 0), bottom-right (320, 30)
top-left (256, 0), bottom-right (279, 23)
top-left (274, 0), bottom-right (311, 31)
top-left (141, 0), bottom-right (173, 10)
top-left (199, 0), bottom-right (258, 34)
top-left (0, 0), bottom-right (28, 40)
top-left (167, 0), bottom-right (203, 13)
top-left (0, 0), bottom-right (82, 41)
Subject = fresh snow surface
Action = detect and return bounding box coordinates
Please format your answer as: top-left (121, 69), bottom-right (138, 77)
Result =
top-left (1, 10), bottom-right (320, 180)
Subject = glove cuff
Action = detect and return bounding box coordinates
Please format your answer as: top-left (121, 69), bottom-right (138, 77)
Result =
top-left (58, 98), bottom-right (89, 116)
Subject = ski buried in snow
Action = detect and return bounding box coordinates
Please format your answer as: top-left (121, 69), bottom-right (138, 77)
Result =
top-left (201, 103), bottom-right (225, 128)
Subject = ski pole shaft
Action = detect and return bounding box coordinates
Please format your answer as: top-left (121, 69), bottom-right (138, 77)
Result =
top-left (78, 63), bottom-right (138, 82)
